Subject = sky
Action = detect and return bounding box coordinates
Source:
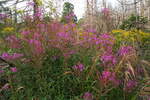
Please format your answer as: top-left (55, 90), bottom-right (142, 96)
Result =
top-left (65, 0), bottom-right (119, 18)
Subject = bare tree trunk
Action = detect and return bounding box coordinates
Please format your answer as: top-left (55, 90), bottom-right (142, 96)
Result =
top-left (94, 0), bottom-right (97, 14)
top-left (140, 0), bottom-right (145, 16)
top-left (102, 0), bottom-right (106, 8)
top-left (134, 0), bottom-right (138, 15)
top-left (14, 0), bottom-right (19, 23)
top-left (86, 0), bottom-right (89, 16)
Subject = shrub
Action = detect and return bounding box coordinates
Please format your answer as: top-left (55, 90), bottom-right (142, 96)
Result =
top-left (120, 14), bottom-right (148, 30)
top-left (0, 16), bottom-right (149, 100)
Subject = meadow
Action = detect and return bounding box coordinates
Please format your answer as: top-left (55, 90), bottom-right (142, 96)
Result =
top-left (0, 0), bottom-right (150, 100)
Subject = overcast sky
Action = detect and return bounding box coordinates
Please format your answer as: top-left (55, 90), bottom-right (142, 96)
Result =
top-left (65, 0), bottom-right (119, 18)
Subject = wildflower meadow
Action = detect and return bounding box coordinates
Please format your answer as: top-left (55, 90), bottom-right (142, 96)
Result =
top-left (0, 0), bottom-right (150, 100)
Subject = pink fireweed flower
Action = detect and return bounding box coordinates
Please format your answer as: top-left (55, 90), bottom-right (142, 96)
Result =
top-left (118, 46), bottom-right (134, 56)
top-left (65, 15), bottom-right (71, 20)
top-left (10, 67), bottom-right (17, 72)
top-left (12, 53), bottom-right (24, 59)
top-left (0, 69), bottom-right (4, 74)
top-left (100, 33), bottom-right (114, 40)
top-left (21, 30), bottom-right (30, 36)
top-left (73, 63), bottom-right (84, 72)
top-left (102, 70), bottom-right (111, 79)
top-left (33, 33), bottom-right (42, 40)
top-left (92, 35), bottom-right (101, 45)
top-left (102, 8), bottom-right (109, 15)
top-left (124, 80), bottom-right (137, 92)
top-left (65, 12), bottom-right (75, 20)
top-left (36, 24), bottom-right (46, 32)
top-left (101, 52), bottom-right (117, 65)
top-left (71, 23), bottom-right (76, 27)
top-left (34, 8), bottom-right (43, 19)
top-left (29, 39), bottom-right (44, 54)
top-left (100, 70), bottom-right (119, 86)
top-left (57, 32), bottom-right (69, 38)
top-left (1, 53), bottom-right (10, 60)
top-left (37, 24), bottom-right (45, 28)
top-left (56, 32), bottom-right (72, 41)
top-left (1, 53), bottom-right (23, 60)
top-left (109, 73), bottom-right (120, 86)
top-left (100, 33), bottom-right (115, 46)
top-left (83, 92), bottom-right (93, 100)
top-left (5, 35), bottom-right (21, 49)
top-left (0, 13), bottom-right (8, 19)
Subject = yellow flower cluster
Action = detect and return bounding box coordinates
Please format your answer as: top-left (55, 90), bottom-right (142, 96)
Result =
top-left (112, 29), bottom-right (150, 43)
top-left (2, 27), bottom-right (14, 33)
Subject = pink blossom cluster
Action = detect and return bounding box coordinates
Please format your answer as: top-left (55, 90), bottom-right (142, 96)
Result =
top-left (100, 70), bottom-right (120, 86)
top-left (10, 67), bottom-right (17, 72)
top-left (101, 8), bottom-right (109, 15)
top-left (99, 33), bottom-right (115, 46)
top-left (73, 63), bottom-right (84, 72)
top-left (21, 30), bottom-right (30, 36)
top-left (6, 35), bottom-right (21, 49)
top-left (57, 32), bottom-right (71, 40)
top-left (101, 52), bottom-right (117, 66)
top-left (118, 46), bottom-right (134, 56)
top-left (29, 39), bottom-right (44, 54)
top-left (0, 13), bottom-right (8, 19)
top-left (124, 80), bottom-right (137, 92)
top-left (83, 92), bottom-right (93, 100)
top-left (65, 12), bottom-right (75, 20)
top-left (1, 53), bottom-right (23, 60)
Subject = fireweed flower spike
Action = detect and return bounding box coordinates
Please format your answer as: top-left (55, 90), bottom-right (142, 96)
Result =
top-left (83, 92), bottom-right (93, 100)
top-left (21, 30), bottom-right (30, 36)
top-left (1, 53), bottom-right (10, 60)
top-left (118, 46), bottom-right (134, 56)
top-left (100, 70), bottom-right (119, 86)
top-left (73, 63), bottom-right (84, 72)
top-left (124, 80), bottom-right (137, 92)
top-left (29, 39), bottom-right (44, 54)
top-left (101, 52), bottom-right (117, 65)
top-left (1, 53), bottom-right (23, 60)
top-left (101, 8), bottom-right (109, 15)
top-left (0, 70), bottom-right (4, 74)
top-left (10, 67), bottom-right (17, 72)
top-left (0, 13), bottom-right (8, 19)
top-left (5, 35), bottom-right (21, 49)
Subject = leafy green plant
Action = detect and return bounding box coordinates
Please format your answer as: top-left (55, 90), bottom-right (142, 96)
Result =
top-left (61, 2), bottom-right (77, 23)
top-left (120, 14), bottom-right (148, 30)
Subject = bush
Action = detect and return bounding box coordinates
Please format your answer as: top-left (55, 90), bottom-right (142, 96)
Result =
top-left (120, 14), bottom-right (148, 30)
top-left (0, 14), bottom-right (149, 100)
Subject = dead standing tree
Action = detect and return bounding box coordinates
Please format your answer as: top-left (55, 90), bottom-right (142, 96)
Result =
top-left (85, 0), bottom-right (98, 29)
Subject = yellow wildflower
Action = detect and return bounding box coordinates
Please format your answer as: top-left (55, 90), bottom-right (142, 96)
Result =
top-left (112, 29), bottom-right (125, 33)
top-left (123, 31), bottom-right (129, 37)
top-left (78, 32), bottom-right (83, 36)
top-left (2, 27), bottom-right (14, 32)
top-left (89, 32), bottom-right (93, 36)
